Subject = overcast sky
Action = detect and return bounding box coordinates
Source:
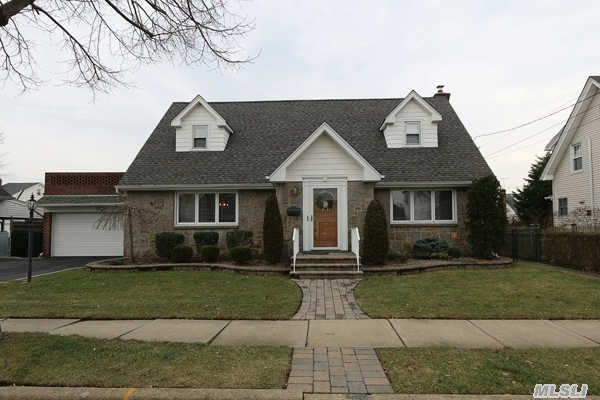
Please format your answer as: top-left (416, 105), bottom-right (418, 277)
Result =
top-left (1, 0), bottom-right (599, 192)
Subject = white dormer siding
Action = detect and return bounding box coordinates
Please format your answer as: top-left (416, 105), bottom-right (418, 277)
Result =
top-left (383, 98), bottom-right (439, 147)
top-left (171, 95), bottom-right (233, 152)
top-left (380, 90), bottom-right (442, 149)
top-left (175, 103), bottom-right (230, 151)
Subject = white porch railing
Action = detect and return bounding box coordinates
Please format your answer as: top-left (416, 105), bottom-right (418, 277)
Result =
top-left (351, 227), bottom-right (360, 271)
top-left (291, 227), bottom-right (300, 272)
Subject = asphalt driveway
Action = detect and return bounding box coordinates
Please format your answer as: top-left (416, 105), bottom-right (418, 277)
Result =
top-left (0, 257), bottom-right (104, 282)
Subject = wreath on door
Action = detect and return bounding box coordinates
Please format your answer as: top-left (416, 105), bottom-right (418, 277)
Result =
top-left (316, 191), bottom-right (335, 210)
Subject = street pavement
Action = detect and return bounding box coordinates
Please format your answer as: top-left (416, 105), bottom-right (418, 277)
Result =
top-left (0, 257), bottom-right (102, 282)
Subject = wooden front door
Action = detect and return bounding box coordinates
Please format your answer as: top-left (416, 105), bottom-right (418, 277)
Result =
top-left (313, 188), bottom-right (338, 247)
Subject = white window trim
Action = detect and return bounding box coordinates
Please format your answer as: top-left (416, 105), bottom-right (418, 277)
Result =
top-left (192, 125), bottom-right (209, 151)
top-left (572, 142), bottom-right (583, 173)
top-left (557, 197), bottom-right (568, 217)
top-left (405, 121), bottom-right (422, 146)
top-left (390, 189), bottom-right (457, 225)
top-left (174, 191), bottom-right (238, 227)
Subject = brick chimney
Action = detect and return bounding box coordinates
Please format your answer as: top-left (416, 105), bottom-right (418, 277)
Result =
top-left (434, 85), bottom-right (450, 100)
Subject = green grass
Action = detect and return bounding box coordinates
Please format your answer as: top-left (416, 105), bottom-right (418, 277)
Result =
top-left (355, 264), bottom-right (600, 319)
top-left (0, 333), bottom-right (290, 388)
top-left (0, 270), bottom-right (302, 319)
top-left (378, 347), bottom-right (600, 394)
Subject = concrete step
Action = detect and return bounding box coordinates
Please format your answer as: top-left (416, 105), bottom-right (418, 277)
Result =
top-left (292, 263), bottom-right (358, 271)
top-left (289, 270), bottom-right (364, 279)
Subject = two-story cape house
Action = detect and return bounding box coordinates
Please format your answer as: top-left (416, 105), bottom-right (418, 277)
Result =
top-left (118, 87), bottom-right (492, 259)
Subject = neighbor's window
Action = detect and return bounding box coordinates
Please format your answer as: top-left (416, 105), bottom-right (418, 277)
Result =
top-left (391, 190), bottom-right (455, 223)
top-left (558, 198), bottom-right (568, 217)
top-left (176, 192), bottom-right (237, 225)
top-left (193, 125), bottom-right (208, 149)
top-left (405, 121), bottom-right (421, 145)
top-left (572, 143), bottom-right (583, 171)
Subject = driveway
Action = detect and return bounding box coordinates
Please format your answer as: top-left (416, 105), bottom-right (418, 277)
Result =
top-left (0, 257), bottom-right (104, 282)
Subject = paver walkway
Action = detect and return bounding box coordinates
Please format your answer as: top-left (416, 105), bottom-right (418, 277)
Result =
top-left (287, 347), bottom-right (393, 394)
top-left (293, 279), bottom-right (367, 320)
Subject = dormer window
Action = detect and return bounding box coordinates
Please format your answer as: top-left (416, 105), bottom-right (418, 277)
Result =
top-left (193, 125), bottom-right (208, 149)
top-left (572, 143), bottom-right (583, 171)
top-left (405, 121), bottom-right (421, 145)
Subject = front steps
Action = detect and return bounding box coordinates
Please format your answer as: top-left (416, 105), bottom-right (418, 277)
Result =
top-left (290, 252), bottom-right (362, 279)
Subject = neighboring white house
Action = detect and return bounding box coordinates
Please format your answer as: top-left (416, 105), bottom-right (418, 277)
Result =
top-left (2, 182), bottom-right (44, 201)
top-left (542, 76), bottom-right (600, 228)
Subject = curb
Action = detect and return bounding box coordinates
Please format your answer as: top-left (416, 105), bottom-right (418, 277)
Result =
top-left (0, 387), bottom-right (301, 400)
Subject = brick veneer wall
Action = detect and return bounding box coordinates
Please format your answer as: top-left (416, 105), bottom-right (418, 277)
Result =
top-left (42, 213), bottom-right (52, 256)
top-left (45, 172), bottom-right (123, 195)
top-left (374, 188), bottom-right (469, 252)
top-left (275, 182), bottom-right (303, 255)
top-left (122, 189), bottom-right (273, 260)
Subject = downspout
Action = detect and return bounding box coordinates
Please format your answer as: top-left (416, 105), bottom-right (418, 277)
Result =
top-left (589, 137), bottom-right (595, 214)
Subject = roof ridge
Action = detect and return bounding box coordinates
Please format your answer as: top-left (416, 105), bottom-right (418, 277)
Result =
top-left (171, 97), bottom-right (439, 105)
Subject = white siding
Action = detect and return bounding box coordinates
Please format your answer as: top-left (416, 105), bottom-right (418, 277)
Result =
top-left (51, 213), bottom-right (123, 256)
top-left (383, 99), bottom-right (438, 148)
top-left (175, 103), bottom-right (230, 152)
top-left (286, 134), bottom-right (364, 181)
top-left (552, 87), bottom-right (600, 226)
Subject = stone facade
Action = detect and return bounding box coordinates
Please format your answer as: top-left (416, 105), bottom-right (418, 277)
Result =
top-left (122, 189), bottom-right (273, 260)
top-left (374, 188), bottom-right (469, 252)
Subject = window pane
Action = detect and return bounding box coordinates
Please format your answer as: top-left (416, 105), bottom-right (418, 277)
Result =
top-left (194, 137), bottom-right (207, 148)
top-left (406, 122), bottom-right (420, 134)
top-left (435, 191), bottom-right (453, 220)
top-left (198, 193), bottom-right (216, 222)
top-left (193, 125), bottom-right (208, 138)
top-left (574, 157), bottom-right (582, 171)
top-left (414, 191), bottom-right (432, 220)
top-left (573, 143), bottom-right (582, 157)
top-left (178, 193), bottom-right (195, 223)
top-left (558, 198), bottom-right (568, 216)
top-left (392, 191), bottom-right (411, 221)
top-left (406, 134), bottom-right (420, 145)
top-left (218, 193), bottom-right (236, 223)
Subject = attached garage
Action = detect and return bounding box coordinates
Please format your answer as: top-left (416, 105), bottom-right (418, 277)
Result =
top-left (51, 213), bottom-right (123, 257)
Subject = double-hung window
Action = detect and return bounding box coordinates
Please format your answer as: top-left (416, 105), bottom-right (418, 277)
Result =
top-left (405, 121), bottom-right (421, 145)
top-left (572, 143), bottom-right (583, 171)
top-left (558, 198), bottom-right (568, 217)
top-left (176, 192), bottom-right (237, 225)
top-left (391, 190), bottom-right (456, 223)
top-left (192, 125), bottom-right (208, 149)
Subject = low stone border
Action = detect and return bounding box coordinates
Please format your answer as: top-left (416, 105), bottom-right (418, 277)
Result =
top-left (88, 258), bottom-right (512, 275)
top-left (87, 258), bottom-right (289, 274)
top-left (362, 257), bottom-right (513, 275)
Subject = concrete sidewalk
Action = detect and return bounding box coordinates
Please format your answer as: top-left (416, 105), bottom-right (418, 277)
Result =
top-left (1, 387), bottom-right (599, 400)
top-left (2, 318), bottom-right (599, 348)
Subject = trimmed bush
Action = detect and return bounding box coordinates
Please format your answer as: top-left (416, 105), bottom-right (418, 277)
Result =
top-left (193, 231), bottom-right (219, 253)
top-left (226, 230), bottom-right (253, 250)
top-left (155, 232), bottom-right (185, 259)
top-left (542, 231), bottom-right (600, 272)
top-left (263, 194), bottom-right (284, 264)
top-left (362, 200), bottom-right (388, 265)
top-left (466, 175), bottom-right (507, 258)
top-left (230, 246), bottom-right (252, 264)
top-left (170, 244), bottom-right (193, 263)
top-left (200, 245), bottom-right (220, 262)
top-left (412, 237), bottom-right (449, 258)
top-left (448, 247), bottom-right (462, 259)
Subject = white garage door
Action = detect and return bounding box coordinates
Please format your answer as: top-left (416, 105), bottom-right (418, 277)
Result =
top-left (52, 213), bottom-right (124, 256)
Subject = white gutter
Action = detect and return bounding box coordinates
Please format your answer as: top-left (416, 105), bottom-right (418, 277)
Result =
top-left (116, 183), bottom-right (274, 191)
top-left (375, 181), bottom-right (473, 188)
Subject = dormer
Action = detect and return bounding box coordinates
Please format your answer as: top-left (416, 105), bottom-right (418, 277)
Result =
top-left (171, 95), bottom-right (233, 152)
top-left (379, 90), bottom-right (442, 148)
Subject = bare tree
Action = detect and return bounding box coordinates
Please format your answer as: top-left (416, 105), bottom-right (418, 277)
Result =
top-left (0, 0), bottom-right (254, 91)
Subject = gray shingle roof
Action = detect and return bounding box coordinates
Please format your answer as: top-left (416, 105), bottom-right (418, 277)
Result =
top-left (120, 97), bottom-right (492, 186)
top-left (38, 195), bottom-right (123, 206)
top-left (2, 182), bottom-right (39, 196)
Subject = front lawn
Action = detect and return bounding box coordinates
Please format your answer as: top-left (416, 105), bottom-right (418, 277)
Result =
top-left (0, 270), bottom-right (302, 319)
top-left (355, 264), bottom-right (600, 319)
top-left (0, 333), bottom-right (290, 388)
top-left (378, 347), bottom-right (600, 394)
